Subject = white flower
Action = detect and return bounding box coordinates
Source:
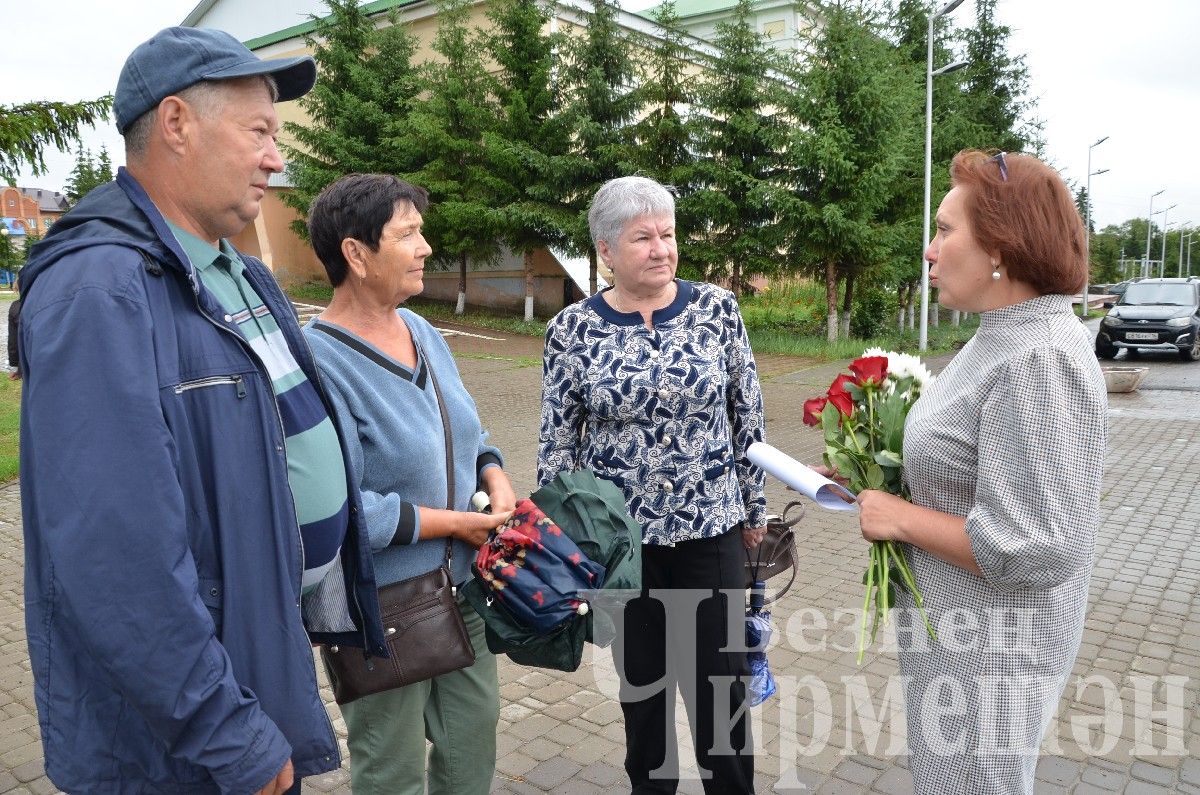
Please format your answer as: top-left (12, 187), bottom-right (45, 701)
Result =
top-left (862, 347), bottom-right (934, 395)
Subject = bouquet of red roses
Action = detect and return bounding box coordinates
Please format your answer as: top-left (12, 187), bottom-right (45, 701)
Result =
top-left (803, 349), bottom-right (936, 663)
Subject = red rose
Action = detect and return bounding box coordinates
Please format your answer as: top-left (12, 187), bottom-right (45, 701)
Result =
top-left (827, 374), bottom-right (856, 417)
top-left (849, 355), bottom-right (888, 387)
top-left (802, 396), bottom-right (827, 426)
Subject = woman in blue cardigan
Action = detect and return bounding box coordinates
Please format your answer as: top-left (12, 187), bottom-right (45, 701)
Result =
top-left (303, 173), bottom-right (515, 794)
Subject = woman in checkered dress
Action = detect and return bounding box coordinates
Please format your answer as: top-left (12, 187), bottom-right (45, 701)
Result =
top-left (855, 151), bottom-right (1107, 793)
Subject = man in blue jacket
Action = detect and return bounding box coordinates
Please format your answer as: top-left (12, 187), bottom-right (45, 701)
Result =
top-left (19, 27), bottom-right (386, 794)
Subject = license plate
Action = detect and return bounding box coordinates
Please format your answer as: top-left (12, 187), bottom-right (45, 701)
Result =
top-left (1126, 332), bottom-right (1158, 341)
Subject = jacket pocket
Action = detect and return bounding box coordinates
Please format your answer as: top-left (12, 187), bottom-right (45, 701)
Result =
top-left (174, 375), bottom-right (246, 398)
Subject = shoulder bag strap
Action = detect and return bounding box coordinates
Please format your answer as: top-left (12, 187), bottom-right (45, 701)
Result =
top-left (412, 333), bottom-right (455, 568)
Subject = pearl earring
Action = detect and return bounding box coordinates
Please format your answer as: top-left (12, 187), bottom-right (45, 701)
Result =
top-left (992, 268), bottom-right (1001, 281)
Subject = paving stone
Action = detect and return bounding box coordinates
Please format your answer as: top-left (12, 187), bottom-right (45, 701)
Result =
top-left (869, 766), bottom-right (913, 794)
top-left (1130, 760), bottom-right (1177, 786)
top-left (1080, 763), bottom-right (1130, 790)
top-left (1123, 783), bottom-right (1174, 795)
top-left (522, 757), bottom-right (583, 790)
top-left (1035, 755), bottom-right (1083, 786)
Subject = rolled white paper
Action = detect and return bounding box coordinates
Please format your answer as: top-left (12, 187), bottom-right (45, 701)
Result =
top-left (747, 442), bottom-right (858, 512)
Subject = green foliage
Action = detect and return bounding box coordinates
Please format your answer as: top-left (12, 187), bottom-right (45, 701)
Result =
top-left (64, 143), bottom-right (115, 205)
top-left (483, 0), bottom-right (579, 261)
top-left (561, 0), bottom-right (641, 284)
top-left (0, 344), bottom-right (19, 482)
top-left (780, 1), bottom-right (915, 338)
top-left (957, 0), bottom-right (1035, 153)
top-left (409, 0), bottom-right (503, 276)
top-left (688, 0), bottom-right (787, 295)
top-left (851, 286), bottom-right (891, 338)
top-left (0, 97), bottom-right (112, 183)
top-left (630, 1), bottom-right (695, 188)
top-left (281, 0), bottom-right (422, 239)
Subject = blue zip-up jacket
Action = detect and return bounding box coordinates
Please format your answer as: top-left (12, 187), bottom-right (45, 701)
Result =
top-left (18, 168), bottom-right (387, 794)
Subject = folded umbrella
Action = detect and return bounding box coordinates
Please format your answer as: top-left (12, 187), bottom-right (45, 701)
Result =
top-left (462, 469), bottom-right (642, 671)
top-left (474, 498), bottom-right (606, 635)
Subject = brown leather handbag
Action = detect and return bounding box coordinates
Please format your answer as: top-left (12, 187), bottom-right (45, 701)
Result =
top-left (744, 500), bottom-right (803, 605)
top-left (319, 333), bottom-right (476, 705)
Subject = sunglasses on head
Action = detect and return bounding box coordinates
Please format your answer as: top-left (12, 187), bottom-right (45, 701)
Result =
top-left (990, 151), bottom-right (1009, 182)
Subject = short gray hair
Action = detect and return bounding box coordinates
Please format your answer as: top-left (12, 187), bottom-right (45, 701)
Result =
top-left (587, 176), bottom-right (676, 248)
top-left (124, 75), bottom-right (279, 158)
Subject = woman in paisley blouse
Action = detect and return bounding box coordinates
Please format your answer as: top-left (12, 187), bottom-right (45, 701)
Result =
top-left (855, 151), bottom-right (1106, 793)
top-left (538, 176), bottom-right (767, 794)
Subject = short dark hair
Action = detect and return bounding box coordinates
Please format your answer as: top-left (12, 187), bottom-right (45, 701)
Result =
top-left (950, 149), bottom-right (1087, 295)
top-left (307, 173), bottom-right (430, 287)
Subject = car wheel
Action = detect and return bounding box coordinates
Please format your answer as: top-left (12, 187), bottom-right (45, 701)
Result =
top-left (1180, 335), bottom-right (1200, 362)
top-left (1095, 339), bottom-right (1117, 360)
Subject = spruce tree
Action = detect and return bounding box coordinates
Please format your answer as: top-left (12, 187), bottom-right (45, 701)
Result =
top-left (886, 0), bottom-right (969, 330)
top-left (630, 1), bottom-right (699, 277)
top-left (780, 0), bottom-right (914, 341)
top-left (689, 0), bottom-right (786, 296)
top-left (484, 0), bottom-right (579, 320)
top-left (0, 96), bottom-right (112, 183)
top-left (281, 0), bottom-right (422, 237)
top-left (562, 0), bottom-right (640, 294)
top-left (64, 143), bottom-right (114, 205)
top-left (409, 0), bottom-right (502, 313)
top-left (958, 0), bottom-right (1034, 153)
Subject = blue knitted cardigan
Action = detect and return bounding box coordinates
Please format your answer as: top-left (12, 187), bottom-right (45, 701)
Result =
top-left (304, 309), bottom-right (502, 586)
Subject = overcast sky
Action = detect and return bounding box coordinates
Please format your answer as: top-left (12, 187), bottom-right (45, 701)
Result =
top-left (5, 1), bottom-right (1198, 234)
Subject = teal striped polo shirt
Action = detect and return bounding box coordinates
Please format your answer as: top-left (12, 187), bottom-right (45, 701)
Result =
top-left (169, 223), bottom-right (348, 595)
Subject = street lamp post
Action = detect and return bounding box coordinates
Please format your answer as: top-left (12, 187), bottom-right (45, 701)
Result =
top-left (919, 0), bottom-right (968, 351)
top-left (1188, 237), bottom-right (1195, 278)
top-left (1179, 229), bottom-right (1192, 278)
top-left (1081, 135), bottom-right (1109, 316)
top-left (1158, 205), bottom-right (1177, 277)
top-left (1143, 189), bottom-right (1164, 279)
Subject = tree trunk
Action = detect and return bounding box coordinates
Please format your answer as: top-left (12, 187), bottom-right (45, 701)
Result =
top-left (930, 301), bottom-right (938, 328)
top-left (730, 259), bottom-right (742, 298)
top-left (825, 261), bottom-right (838, 343)
top-left (951, 309), bottom-right (961, 326)
top-left (897, 282), bottom-right (908, 331)
top-left (456, 253), bottom-right (468, 315)
top-left (840, 271), bottom-right (854, 338)
top-left (524, 250), bottom-right (535, 322)
top-left (906, 284), bottom-right (917, 330)
top-left (588, 250), bottom-right (598, 296)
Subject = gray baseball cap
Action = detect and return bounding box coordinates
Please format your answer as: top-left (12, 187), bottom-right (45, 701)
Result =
top-left (114, 26), bottom-right (316, 133)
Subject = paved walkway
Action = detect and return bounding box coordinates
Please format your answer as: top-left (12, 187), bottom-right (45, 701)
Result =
top-left (0, 324), bottom-right (1197, 794)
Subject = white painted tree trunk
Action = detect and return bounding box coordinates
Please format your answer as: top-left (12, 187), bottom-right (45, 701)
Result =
top-left (456, 291), bottom-right (466, 315)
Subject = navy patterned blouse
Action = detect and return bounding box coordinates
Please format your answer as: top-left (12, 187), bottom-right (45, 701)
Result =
top-left (537, 279), bottom-right (767, 545)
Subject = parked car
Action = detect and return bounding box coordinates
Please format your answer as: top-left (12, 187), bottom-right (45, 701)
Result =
top-left (1102, 279), bottom-right (1137, 301)
top-left (1095, 278), bottom-right (1200, 361)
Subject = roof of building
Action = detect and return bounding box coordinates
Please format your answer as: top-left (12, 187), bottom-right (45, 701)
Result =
top-left (640, 0), bottom-right (806, 22)
top-left (18, 188), bottom-right (69, 213)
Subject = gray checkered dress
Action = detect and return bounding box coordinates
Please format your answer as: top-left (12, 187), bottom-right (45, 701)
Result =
top-left (898, 294), bottom-right (1107, 793)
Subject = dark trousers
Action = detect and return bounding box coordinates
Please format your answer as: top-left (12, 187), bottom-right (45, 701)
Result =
top-left (615, 530), bottom-right (754, 794)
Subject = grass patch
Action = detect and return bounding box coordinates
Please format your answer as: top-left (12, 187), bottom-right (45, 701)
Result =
top-left (284, 282), bottom-right (549, 339)
top-left (0, 374), bottom-right (20, 482)
top-left (741, 280), bottom-right (979, 359)
top-left (285, 278), bottom-right (982, 361)
top-left (286, 281), bottom-right (334, 304)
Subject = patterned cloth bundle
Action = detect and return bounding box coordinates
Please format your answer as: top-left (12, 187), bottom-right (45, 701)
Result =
top-left (475, 498), bottom-right (607, 634)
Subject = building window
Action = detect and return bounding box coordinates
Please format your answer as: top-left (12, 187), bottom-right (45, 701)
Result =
top-left (762, 19), bottom-right (785, 38)
top-left (27, 218), bottom-right (37, 229)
